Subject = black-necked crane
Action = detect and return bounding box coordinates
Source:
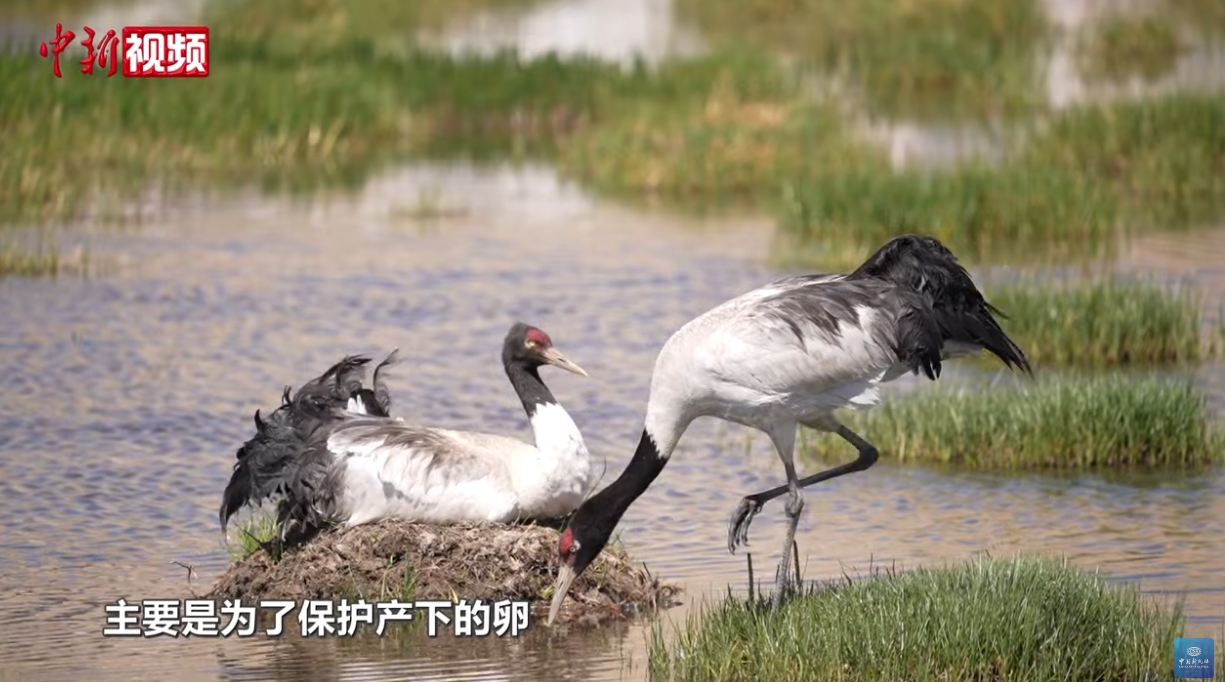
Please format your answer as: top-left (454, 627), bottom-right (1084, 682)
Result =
top-left (219, 322), bottom-right (594, 544)
top-left (547, 234), bottom-right (1031, 623)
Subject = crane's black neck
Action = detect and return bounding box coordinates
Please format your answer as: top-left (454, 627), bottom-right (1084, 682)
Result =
top-left (577, 429), bottom-right (668, 536)
top-left (505, 361), bottom-right (557, 418)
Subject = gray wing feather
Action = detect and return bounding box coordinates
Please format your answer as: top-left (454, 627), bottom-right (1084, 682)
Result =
top-left (327, 418), bottom-right (504, 484)
top-left (692, 275), bottom-right (909, 400)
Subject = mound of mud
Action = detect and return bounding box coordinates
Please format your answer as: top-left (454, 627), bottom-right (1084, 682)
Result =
top-left (209, 519), bottom-right (681, 627)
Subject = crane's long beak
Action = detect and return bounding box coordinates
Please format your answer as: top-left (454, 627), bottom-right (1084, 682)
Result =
top-left (547, 564), bottom-right (578, 625)
top-left (541, 347), bottom-right (589, 378)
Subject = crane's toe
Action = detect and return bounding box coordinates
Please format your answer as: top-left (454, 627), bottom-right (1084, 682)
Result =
top-left (727, 496), bottom-right (763, 555)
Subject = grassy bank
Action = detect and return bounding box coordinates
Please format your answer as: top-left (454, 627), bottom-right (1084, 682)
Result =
top-left (648, 555), bottom-right (1183, 682)
top-left (0, 9), bottom-right (790, 230)
top-left (802, 374), bottom-right (1224, 469)
top-left (0, 0), bottom-right (129, 19)
top-left (986, 278), bottom-right (1223, 368)
top-left (562, 87), bottom-right (1225, 269)
top-left (557, 82), bottom-right (873, 203)
top-left (0, 45), bottom-right (614, 227)
top-left (0, 240), bottom-right (61, 277)
top-left (206, 0), bottom-right (542, 45)
top-left (1077, 14), bottom-right (1185, 83)
top-left (778, 92), bottom-right (1225, 268)
top-left (1170, 0), bottom-right (1225, 33)
top-left (675, 0), bottom-right (1050, 121)
top-left (5, 0), bottom-right (1225, 277)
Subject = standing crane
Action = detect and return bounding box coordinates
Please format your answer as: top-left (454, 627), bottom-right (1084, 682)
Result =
top-left (547, 234), bottom-right (1031, 623)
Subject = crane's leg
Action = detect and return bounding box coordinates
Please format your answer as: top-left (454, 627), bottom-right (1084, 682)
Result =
top-left (772, 455), bottom-right (804, 607)
top-left (728, 423), bottom-right (879, 571)
top-left (727, 425), bottom-right (804, 606)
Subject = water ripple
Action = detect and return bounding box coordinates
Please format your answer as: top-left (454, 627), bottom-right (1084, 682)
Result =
top-left (1, 161), bottom-right (1223, 680)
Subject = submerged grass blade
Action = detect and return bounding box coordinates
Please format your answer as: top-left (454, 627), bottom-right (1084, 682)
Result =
top-left (803, 373), bottom-right (1224, 469)
top-left (648, 554), bottom-right (1184, 682)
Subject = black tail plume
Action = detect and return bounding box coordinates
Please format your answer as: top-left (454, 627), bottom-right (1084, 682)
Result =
top-left (219, 403), bottom-right (315, 532)
top-left (218, 351), bottom-right (401, 536)
top-left (371, 349), bottom-right (399, 417)
top-left (849, 234), bottom-right (1032, 376)
top-left (291, 355), bottom-right (374, 421)
top-left (347, 350), bottom-right (399, 418)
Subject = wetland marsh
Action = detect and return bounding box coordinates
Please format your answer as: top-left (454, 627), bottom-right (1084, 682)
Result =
top-left (1, 0), bottom-right (1223, 679)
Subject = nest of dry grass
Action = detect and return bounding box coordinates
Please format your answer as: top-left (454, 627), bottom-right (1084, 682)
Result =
top-left (208, 519), bottom-right (681, 627)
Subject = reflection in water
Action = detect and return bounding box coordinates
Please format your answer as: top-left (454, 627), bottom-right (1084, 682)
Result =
top-left (77, 0), bottom-right (212, 30)
top-left (421, 0), bottom-right (704, 67)
top-left (1041, 0), bottom-right (1225, 110)
top-left (855, 119), bottom-right (1006, 170)
top-left (209, 617), bottom-right (637, 681)
top-left (12, 0), bottom-right (1221, 171)
top-left (0, 161), bottom-right (1222, 682)
top-left (0, 0), bottom-right (208, 49)
top-left (869, 0), bottom-right (1225, 167)
top-left (420, 0), bottom-right (1224, 167)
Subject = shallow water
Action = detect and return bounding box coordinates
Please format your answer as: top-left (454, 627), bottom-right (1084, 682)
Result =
top-left (1, 162), bottom-right (1224, 682)
top-left (2, 0), bottom-right (1225, 679)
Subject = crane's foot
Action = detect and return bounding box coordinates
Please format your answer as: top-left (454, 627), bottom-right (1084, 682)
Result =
top-left (727, 495), bottom-right (764, 555)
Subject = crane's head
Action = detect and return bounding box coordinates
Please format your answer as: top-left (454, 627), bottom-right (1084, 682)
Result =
top-left (547, 506), bottom-right (616, 625)
top-left (502, 322), bottom-right (588, 377)
top-left (547, 429), bottom-right (669, 625)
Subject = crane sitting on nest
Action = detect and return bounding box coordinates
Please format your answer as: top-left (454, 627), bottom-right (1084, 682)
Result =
top-left (220, 322), bottom-right (595, 545)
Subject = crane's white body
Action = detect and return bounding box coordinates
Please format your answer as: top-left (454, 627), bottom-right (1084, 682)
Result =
top-left (329, 402), bottom-right (593, 526)
top-left (643, 274), bottom-right (943, 458)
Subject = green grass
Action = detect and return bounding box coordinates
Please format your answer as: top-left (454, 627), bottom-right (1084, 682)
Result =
top-left (0, 44), bottom-right (626, 227)
top-left (0, 239), bottom-right (60, 277)
top-left (0, 2), bottom-right (795, 229)
top-left (1036, 93), bottom-right (1225, 232)
top-left (802, 374), bottom-right (1224, 469)
top-left (0, 0), bottom-right (609, 231)
top-left (986, 278), bottom-right (1223, 368)
top-left (0, 0), bottom-right (131, 20)
top-left (557, 80), bottom-right (879, 204)
top-left (207, 0), bottom-right (542, 47)
top-left (4, 0), bottom-right (1224, 277)
top-left (225, 513), bottom-right (279, 562)
top-left (1169, 0), bottom-right (1225, 34)
top-left (779, 92), bottom-right (1225, 268)
top-left (777, 160), bottom-right (1118, 269)
top-left (648, 554), bottom-right (1184, 682)
top-left (676, 0), bottom-right (1050, 121)
top-left (1077, 15), bottom-right (1186, 83)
